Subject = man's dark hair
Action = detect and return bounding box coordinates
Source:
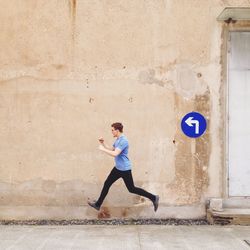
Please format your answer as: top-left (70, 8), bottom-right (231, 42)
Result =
top-left (111, 122), bottom-right (123, 132)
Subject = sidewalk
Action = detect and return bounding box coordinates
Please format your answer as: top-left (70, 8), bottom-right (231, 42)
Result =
top-left (0, 224), bottom-right (250, 250)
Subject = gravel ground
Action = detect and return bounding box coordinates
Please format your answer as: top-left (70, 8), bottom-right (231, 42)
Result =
top-left (0, 218), bottom-right (210, 226)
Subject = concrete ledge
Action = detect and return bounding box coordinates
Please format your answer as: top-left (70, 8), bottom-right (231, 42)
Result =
top-left (207, 208), bottom-right (250, 225)
top-left (0, 204), bottom-right (206, 220)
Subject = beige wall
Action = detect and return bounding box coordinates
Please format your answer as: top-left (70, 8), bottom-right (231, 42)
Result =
top-left (0, 0), bottom-right (249, 220)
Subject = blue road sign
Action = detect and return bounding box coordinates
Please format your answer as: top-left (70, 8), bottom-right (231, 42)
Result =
top-left (181, 112), bottom-right (207, 138)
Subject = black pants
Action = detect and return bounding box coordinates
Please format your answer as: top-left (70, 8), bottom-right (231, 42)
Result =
top-left (95, 167), bottom-right (156, 207)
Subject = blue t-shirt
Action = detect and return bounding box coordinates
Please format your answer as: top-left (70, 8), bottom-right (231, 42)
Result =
top-left (113, 135), bottom-right (131, 171)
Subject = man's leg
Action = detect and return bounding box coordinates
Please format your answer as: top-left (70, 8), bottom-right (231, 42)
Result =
top-left (95, 167), bottom-right (121, 207)
top-left (121, 170), bottom-right (156, 202)
top-left (121, 170), bottom-right (159, 211)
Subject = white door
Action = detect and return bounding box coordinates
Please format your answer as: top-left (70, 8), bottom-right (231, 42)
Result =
top-left (228, 31), bottom-right (250, 196)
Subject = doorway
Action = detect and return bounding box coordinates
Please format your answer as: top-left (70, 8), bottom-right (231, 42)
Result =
top-left (228, 31), bottom-right (250, 196)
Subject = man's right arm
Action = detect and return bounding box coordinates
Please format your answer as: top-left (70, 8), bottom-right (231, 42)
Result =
top-left (103, 143), bottom-right (115, 151)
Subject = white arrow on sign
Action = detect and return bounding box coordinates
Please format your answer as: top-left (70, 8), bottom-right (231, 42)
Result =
top-left (185, 117), bottom-right (199, 134)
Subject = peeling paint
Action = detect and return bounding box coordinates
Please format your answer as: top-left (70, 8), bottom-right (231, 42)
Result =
top-left (138, 69), bottom-right (166, 87)
top-left (173, 63), bottom-right (208, 100)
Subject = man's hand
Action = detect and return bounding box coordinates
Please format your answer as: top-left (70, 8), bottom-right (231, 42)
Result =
top-left (99, 144), bottom-right (105, 151)
top-left (98, 138), bottom-right (114, 151)
top-left (98, 137), bottom-right (104, 144)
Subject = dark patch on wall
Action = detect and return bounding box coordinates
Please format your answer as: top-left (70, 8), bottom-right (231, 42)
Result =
top-left (169, 90), bottom-right (210, 204)
top-left (69, 0), bottom-right (77, 33)
top-left (98, 207), bottom-right (111, 219)
top-left (193, 89), bottom-right (210, 198)
top-left (68, 0), bottom-right (77, 67)
top-left (0, 179), bottom-right (91, 206)
top-left (121, 208), bottom-right (129, 217)
top-left (68, 0), bottom-right (77, 41)
top-left (85, 79), bottom-right (89, 88)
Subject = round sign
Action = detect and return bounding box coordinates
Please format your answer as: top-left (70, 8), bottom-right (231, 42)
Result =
top-left (181, 112), bottom-right (207, 138)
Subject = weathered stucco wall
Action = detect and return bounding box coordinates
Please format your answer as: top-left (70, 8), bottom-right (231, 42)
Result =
top-left (0, 0), bottom-right (250, 220)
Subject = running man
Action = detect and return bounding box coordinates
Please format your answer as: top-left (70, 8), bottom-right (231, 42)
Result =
top-left (88, 122), bottom-right (159, 212)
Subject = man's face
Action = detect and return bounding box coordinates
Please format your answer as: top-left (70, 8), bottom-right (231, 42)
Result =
top-left (111, 127), bottom-right (119, 137)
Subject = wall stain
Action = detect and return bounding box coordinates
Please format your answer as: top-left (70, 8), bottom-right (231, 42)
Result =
top-left (197, 73), bottom-right (202, 78)
top-left (68, 0), bottom-right (77, 68)
top-left (41, 180), bottom-right (56, 193)
top-left (53, 64), bottom-right (65, 70)
top-left (168, 89), bottom-right (210, 205)
top-left (69, 0), bottom-right (77, 40)
top-left (157, 60), bottom-right (177, 75)
top-left (138, 69), bottom-right (166, 87)
top-left (121, 208), bottom-right (129, 217)
top-left (0, 178), bottom-right (151, 218)
top-left (193, 89), bottom-right (210, 199)
top-left (98, 207), bottom-right (111, 219)
top-left (85, 78), bottom-right (89, 88)
top-left (0, 179), bottom-right (90, 206)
